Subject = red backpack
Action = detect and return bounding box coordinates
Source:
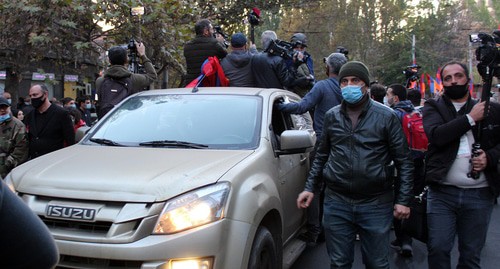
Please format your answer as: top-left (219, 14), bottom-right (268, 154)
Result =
top-left (401, 111), bottom-right (428, 159)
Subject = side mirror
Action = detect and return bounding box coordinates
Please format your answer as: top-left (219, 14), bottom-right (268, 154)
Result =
top-left (278, 129), bottom-right (316, 155)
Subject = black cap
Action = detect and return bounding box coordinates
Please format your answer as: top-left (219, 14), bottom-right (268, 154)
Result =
top-left (0, 97), bottom-right (10, 107)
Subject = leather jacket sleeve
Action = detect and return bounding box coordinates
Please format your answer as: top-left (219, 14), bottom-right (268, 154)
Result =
top-left (387, 112), bottom-right (414, 206)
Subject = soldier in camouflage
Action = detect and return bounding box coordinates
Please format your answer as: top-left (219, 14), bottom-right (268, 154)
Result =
top-left (0, 97), bottom-right (28, 179)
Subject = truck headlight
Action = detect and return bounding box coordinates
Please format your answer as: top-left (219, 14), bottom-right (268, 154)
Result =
top-left (153, 182), bottom-right (230, 234)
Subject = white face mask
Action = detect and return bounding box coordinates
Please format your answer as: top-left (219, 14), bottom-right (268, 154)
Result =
top-left (383, 96), bottom-right (389, 106)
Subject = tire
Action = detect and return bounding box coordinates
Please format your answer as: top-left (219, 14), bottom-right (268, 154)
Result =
top-left (247, 226), bottom-right (279, 269)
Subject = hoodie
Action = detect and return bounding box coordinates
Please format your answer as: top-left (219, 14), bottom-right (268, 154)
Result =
top-left (221, 49), bottom-right (255, 87)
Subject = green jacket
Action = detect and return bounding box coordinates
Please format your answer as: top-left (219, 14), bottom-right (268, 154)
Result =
top-left (96, 54), bottom-right (157, 94)
top-left (0, 116), bottom-right (28, 178)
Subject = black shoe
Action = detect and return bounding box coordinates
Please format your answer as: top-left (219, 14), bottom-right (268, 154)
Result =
top-left (298, 231), bottom-right (319, 247)
top-left (400, 243), bottom-right (413, 257)
top-left (390, 239), bottom-right (401, 251)
top-left (316, 230), bottom-right (325, 243)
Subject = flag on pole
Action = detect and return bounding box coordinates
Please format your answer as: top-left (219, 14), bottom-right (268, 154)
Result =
top-left (186, 57), bottom-right (229, 88)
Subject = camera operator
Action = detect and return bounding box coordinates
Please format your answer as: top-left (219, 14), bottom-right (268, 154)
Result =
top-left (95, 42), bottom-right (157, 118)
top-left (423, 61), bottom-right (500, 269)
top-left (183, 19), bottom-right (228, 87)
top-left (287, 33), bottom-right (315, 97)
top-left (251, 30), bottom-right (301, 89)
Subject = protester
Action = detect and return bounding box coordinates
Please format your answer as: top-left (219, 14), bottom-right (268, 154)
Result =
top-left (407, 88), bottom-right (424, 110)
top-left (0, 179), bottom-right (59, 268)
top-left (61, 97), bottom-right (76, 108)
top-left (386, 83), bottom-right (413, 119)
top-left (251, 30), bottom-right (300, 89)
top-left (2, 92), bottom-right (12, 105)
top-left (95, 43), bottom-right (157, 118)
top-left (24, 84), bottom-right (75, 159)
top-left (76, 96), bottom-right (92, 126)
top-left (183, 19), bottom-right (228, 86)
top-left (220, 33), bottom-right (256, 87)
top-left (10, 108), bottom-right (24, 121)
top-left (278, 52), bottom-right (347, 245)
top-left (423, 61), bottom-right (500, 269)
top-left (369, 83), bottom-right (386, 104)
top-left (297, 61), bottom-right (413, 268)
top-left (385, 83), bottom-right (426, 257)
top-left (0, 97), bottom-right (28, 179)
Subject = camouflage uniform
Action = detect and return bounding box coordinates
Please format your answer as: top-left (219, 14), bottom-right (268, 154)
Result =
top-left (0, 116), bottom-right (28, 178)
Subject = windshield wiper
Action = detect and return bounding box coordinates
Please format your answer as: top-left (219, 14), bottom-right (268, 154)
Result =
top-left (89, 138), bottom-right (126, 147)
top-left (139, 140), bottom-right (209, 149)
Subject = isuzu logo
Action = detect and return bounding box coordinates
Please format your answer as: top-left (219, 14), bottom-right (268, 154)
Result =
top-left (46, 205), bottom-right (96, 221)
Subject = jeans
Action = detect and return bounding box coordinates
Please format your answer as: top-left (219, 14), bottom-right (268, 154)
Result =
top-left (323, 190), bottom-right (393, 269)
top-left (427, 185), bottom-right (495, 269)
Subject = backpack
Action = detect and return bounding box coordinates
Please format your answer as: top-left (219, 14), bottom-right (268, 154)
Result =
top-left (97, 76), bottom-right (132, 119)
top-left (401, 110), bottom-right (428, 159)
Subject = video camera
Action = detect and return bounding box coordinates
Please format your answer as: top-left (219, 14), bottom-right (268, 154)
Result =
top-left (470, 30), bottom-right (500, 78)
top-left (123, 38), bottom-right (144, 74)
top-left (213, 25), bottom-right (230, 48)
top-left (266, 39), bottom-right (308, 64)
top-left (336, 46), bottom-right (349, 60)
top-left (403, 64), bottom-right (421, 81)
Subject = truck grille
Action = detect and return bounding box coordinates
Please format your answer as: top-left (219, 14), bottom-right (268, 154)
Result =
top-left (57, 255), bottom-right (142, 269)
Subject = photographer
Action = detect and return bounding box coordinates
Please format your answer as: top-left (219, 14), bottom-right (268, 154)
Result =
top-left (287, 33), bottom-right (315, 97)
top-left (183, 19), bottom-right (228, 87)
top-left (251, 30), bottom-right (300, 89)
top-left (95, 42), bottom-right (157, 118)
top-left (423, 61), bottom-right (500, 269)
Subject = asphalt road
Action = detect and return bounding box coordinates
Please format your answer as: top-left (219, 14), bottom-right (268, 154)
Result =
top-left (291, 203), bottom-right (500, 269)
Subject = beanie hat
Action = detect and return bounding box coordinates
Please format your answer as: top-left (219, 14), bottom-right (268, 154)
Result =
top-left (231, 33), bottom-right (247, 48)
top-left (338, 61), bottom-right (370, 86)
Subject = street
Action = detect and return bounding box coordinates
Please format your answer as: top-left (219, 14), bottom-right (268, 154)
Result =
top-left (291, 203), bottom-right (500, 268)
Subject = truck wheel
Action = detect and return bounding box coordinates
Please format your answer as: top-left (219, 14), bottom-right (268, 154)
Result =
top-left (248, 226), bottom-right (278, 269)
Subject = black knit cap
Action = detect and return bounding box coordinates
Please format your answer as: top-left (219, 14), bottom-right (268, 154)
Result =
top-left (338, 61), bottom-right (370, 86)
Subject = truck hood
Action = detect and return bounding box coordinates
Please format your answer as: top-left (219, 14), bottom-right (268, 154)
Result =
top-left (10, 145), bottom-right (253, 203)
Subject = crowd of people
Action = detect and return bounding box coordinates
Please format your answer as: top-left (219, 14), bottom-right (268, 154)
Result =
top-left (181, 18), bottom-right (500, 269)
top-left (1, 16), bottom-right (499, 269)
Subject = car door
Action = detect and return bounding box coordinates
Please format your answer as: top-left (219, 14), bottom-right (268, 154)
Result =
top-left (269, 93), bottom-right (312, 241)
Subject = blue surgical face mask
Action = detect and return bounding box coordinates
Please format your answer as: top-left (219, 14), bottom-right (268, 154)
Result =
top-left (85, 104), bottom-right (91, 110)
top-left (0, 113), bottom-right (11, 124)
top-left (70, 104), bottom-right (76, 108)
top-left (341, 85), bottom-right (364, 104)
top-left (6, 99), bottom-right (11, 105)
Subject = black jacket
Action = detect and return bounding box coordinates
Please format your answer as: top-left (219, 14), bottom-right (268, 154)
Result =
top-left (305, 98), bottom-right (414, 206)
top-left (251, 52), bottom-right (297, 89)
top-left (183, 36), bottom-right (228, 86)
top-left (423, 95), bottom-right (500, 196)
top-left (25, 104), bottom-right (75, 159)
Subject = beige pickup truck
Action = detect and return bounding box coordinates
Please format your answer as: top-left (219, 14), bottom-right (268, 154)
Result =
top-left (6, 87), bottom-right (315, 269)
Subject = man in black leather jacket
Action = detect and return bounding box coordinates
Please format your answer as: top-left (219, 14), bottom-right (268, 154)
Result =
top-left (297, 61), bottom-right (413, 269)
top-left (423, 61), bottom-right (500, 269)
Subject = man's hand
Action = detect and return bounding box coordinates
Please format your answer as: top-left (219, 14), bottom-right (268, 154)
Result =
top-left (471, 149), bottom-right (488, 172)
top-left (394, 204), bottom-right (410, 220)
top-left (468, 101), bottom-right (486, 122)
top-left (136, 42), bottom-right (146, 57)
top-left (297, 191), bottom-right (314, 209)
